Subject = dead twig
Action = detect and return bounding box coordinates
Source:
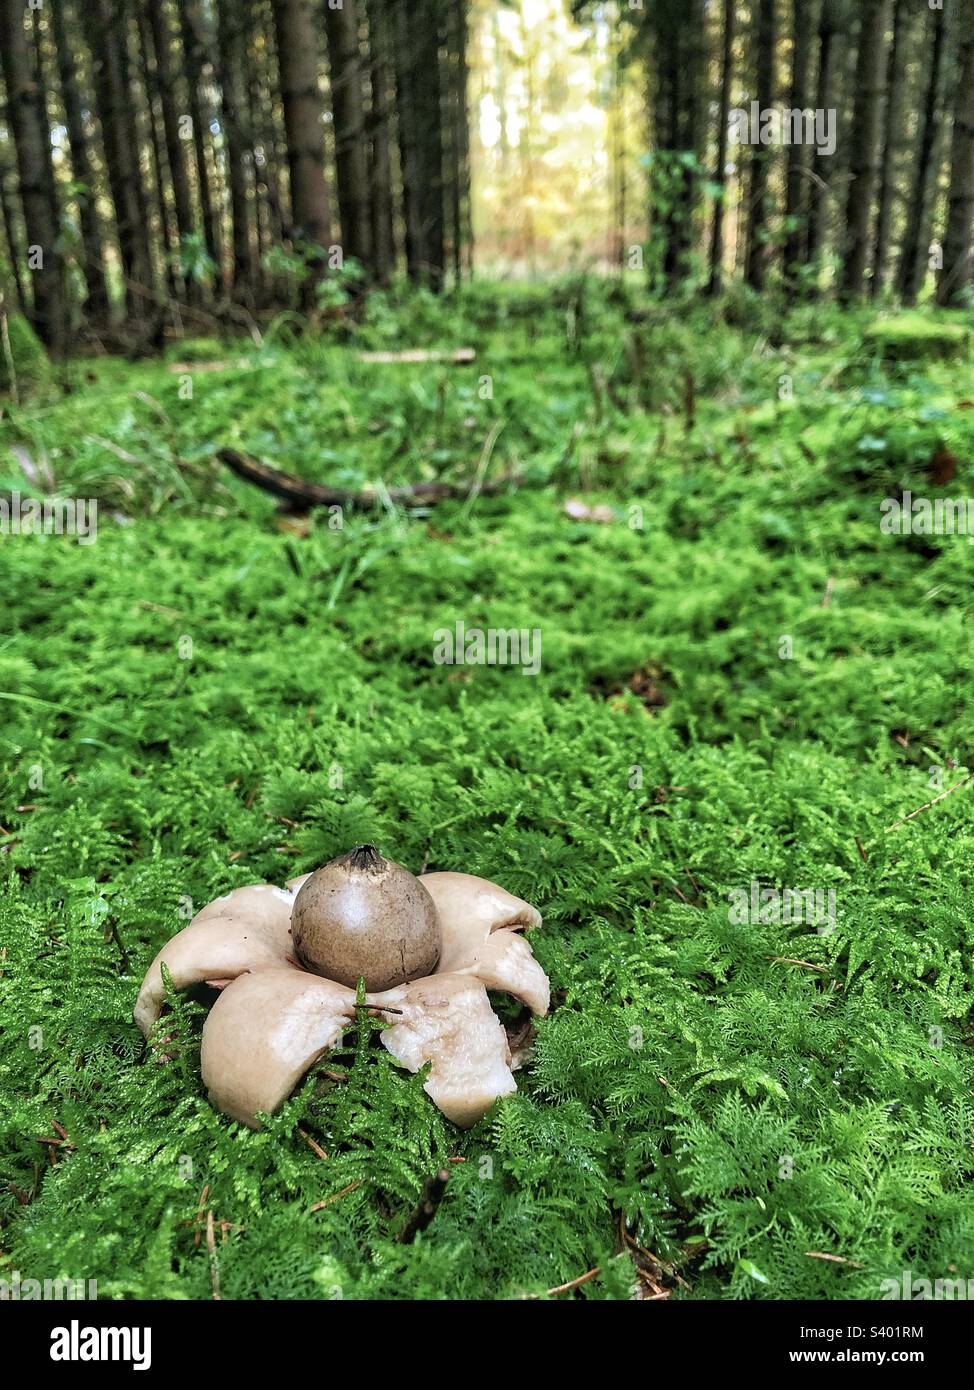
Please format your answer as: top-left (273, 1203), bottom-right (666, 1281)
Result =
top-left (804, 1251), bottom-right (864, 1269)
top-left (217, 446), bottom-right (526, 514)
top-left (310, 1179), bottom-right (363, 1213)
top-left (358, 347), bottom-right (475, 365)
top-left (767, 956), bottom-right (829, 972)
top-left (206, 1208), bottom-right (221, 1300)
top-left (538, 1266), bottom-right (601, 1298)
top-left (884, 771), bottom-right (974, 833)
top-left (298, 1127), bottom-right (329, 1161)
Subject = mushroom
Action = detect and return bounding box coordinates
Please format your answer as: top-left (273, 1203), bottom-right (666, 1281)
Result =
top-left (292, 845), bottom-right (440, 990)
top-left (368, 975), bottom-right (516, 1128)
top-left (133, 883), bottom-right (301, 1036)
top-left (201, 969), bottom-right (355, 1127)
top-left (134, 856), bottom-right (549, 1129)
top-left (420, 871), bottom-right (541, 971)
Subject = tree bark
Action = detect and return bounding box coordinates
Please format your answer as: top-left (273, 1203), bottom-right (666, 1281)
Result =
top-left (895, 4), bottom-right (948, 304)
top-left (783, 0), bottom-right (818, 293)
top-left (649, 0), bottom-right (708, 291)
top-left (445, 0), bottom-right (472, 284)
top-left (365, 0), bottom-right (395, 285)
top-left (938, 0), bottom-right (974, 306)
top-left (870, 0), bottom-right (910, 297)
top-left (707, 0), bottom-right (735, 294)
top-left (136, 8), bottom-right (181, 302)
top-left (805, 0), bottom-right (841, 271)
top-left (393, 0), bottom-right (445, 290)
top-left (0, 134), bottom-right (28, 313)
top-left (271, 0), bottom-right (333, 301)
top-left (324, 0), bottom-right (372, 273)
top-left (745, 0), bottom-right (777, 290)
top-left (0, 0), bottom-right (66, 353)
top-left (178, 0), bottom-right (223, 278)
top-left (50, 0), bottom-right (110, 322)
top-left (148, 1), bottom-right (197, 263)
top-left (81, 0), bottom-right (155, 322)
top-left (839, 0), bottom-right (888, 300)
top-left (218, 0), bottom-right (257, 303)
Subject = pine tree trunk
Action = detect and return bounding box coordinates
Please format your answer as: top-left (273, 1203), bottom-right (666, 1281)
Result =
top-left (270, 0), bottom-right (333, 301)
top-left (136, 9), bottom-right (181, 302)
top-left (147, 1), bottom-right (197, 263)
top-left (81, 0), bottom-right (155, 322)
top-left (806, 0), bottom-right (841, 271)
top-left (649, 0), bottom-right (707, 292)
top-left (394, 0), bottom-right (444, 290)
top-left (365, 0), bottom-right (395, 285)
top-left (839, 0), bottom-right (888, 300)
top-left (0, 136), bottom-right (28, 313)
top-left (178, 0), bottom-right (223, 280)
top-left (938, 0), bottom-right (974, 305)
top-left (783, 0), bottom-right (818, 293)
top-left (324, 0), bottom-right (371, 274)
top-left (896, 3), bottom-right (948, 303)
top-left (707, 0), bottom-right (735, 295)
top-left (870, 0), bottom-right (910, 298)
top-left (50, 0), bottom-right (110, 323)
top-left (445, 0), bottom-right (472, 284)
top-left (218, 0), bottom-right (257, 303)
top-left (0, 0), bottom-right (66, 353)
top-left (745, 0), bottom-right (777, 290)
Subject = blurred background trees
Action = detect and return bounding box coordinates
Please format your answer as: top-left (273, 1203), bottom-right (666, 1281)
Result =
top-left (1, 0), bottom-right (973, 361)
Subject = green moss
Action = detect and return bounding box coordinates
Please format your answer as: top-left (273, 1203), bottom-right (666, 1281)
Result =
top-left (0, 311), bottom-right (51, 395)
top-left (864, 314), bottom-right (971, 362)
top-left (1, 289), bottom-right (973, 1300)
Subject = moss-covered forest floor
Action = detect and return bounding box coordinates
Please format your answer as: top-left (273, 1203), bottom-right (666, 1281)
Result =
top-left (2, 282), bottom-right (974, 1299)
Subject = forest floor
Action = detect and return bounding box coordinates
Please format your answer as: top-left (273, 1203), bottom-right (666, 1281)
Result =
top-left (2, 281), bottom-right (974, 1299)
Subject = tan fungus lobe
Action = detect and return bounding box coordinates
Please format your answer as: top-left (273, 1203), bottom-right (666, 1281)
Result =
top-left (135, 862), bottom-right (548, 1129)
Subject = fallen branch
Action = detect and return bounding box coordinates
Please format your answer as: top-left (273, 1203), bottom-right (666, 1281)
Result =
top-left (217, 446), bottom-right (524, 512)
top-left (358, 347), bottom-right (475, 364)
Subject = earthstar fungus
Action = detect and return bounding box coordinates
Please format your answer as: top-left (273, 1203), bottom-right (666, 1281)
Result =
top-left (134, 851), bottom-right (549, 1128)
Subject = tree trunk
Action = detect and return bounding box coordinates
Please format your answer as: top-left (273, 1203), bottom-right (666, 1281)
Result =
top-left (324, 0), bottom-right (371, 274)
top-left (365, 0), bottom-right (395, 285)
top-left (393, 0), bottom-right (445, 290)
top-left (137, 8), bottom-right (181, 302)
top-left (178, 0), bottom-right (223, 279)
top-left (649, 0), bottom-right (707, 292)
top-left (81, 0), bottom-right (155, 323)
top-left (707, 0), bottom-right (735, 295)
top-left (50, 0), bottom-right (110, 322)
top-left (938, 0), bottom-right (974, 306)
top-left (895, 4), bottom-right (948, 303)
top-left (270, 0), bottom-right (333, 301)
top-left (218, 0), bottom-right (257, 303)
top-left (0, 0), bottom-right (66, 353)
top-left (783, 0), bottom-right (818, 293)
top-left (839, 0), bottom-right (888, 300)
top-left (806, 0), bottom-right (841, 271)
top-left (870, 0), bottom-right (910, 297)
top-left (445, 0), bottom-right (472, 284)
top-left (745, 0), bottom-right (777, 290)
top-left (0, 134), bottom-right (29, 313)
top-left (147, 1), bottom-right (197, 263)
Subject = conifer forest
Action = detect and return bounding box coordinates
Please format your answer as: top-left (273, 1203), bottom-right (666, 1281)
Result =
top-left (2, 0), bottom-right (974, 1330)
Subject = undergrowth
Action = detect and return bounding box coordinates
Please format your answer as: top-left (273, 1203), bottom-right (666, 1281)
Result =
top-left (2, 281), bottom-right (974, 1300)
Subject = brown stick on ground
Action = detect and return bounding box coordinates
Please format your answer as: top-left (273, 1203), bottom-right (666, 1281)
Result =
top-left (358, 347), bottom-right (475, 364)
top-left (217, 447), bottom-right (523, 512)
top-left (398, 1168), bottom-right (451, 1244)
